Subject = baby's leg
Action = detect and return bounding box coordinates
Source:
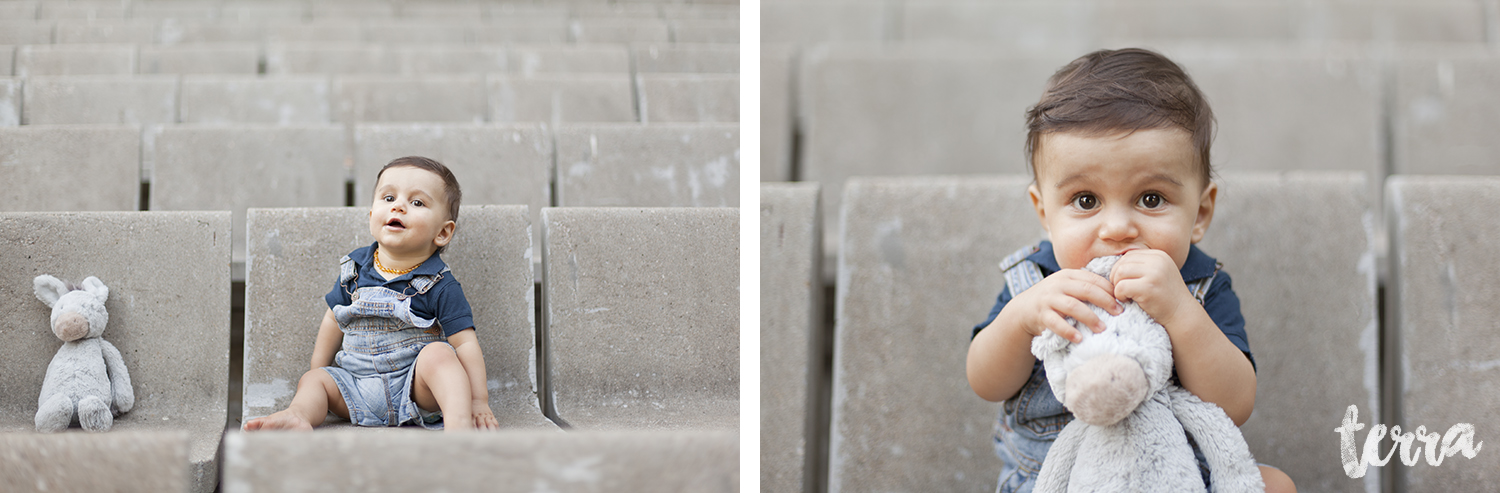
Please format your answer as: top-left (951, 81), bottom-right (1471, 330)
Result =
top-left (412, 342), bottom-right (472, 431)
top-left (243, 369), bottom-right (348, 431)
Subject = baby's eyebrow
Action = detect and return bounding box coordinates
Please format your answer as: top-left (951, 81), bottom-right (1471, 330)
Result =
top-left (1138, 173), bottom-right (1184, 187)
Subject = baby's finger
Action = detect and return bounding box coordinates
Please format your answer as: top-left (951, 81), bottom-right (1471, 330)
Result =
top-left (1055, 296), bottom-right (1106, 333)
top-left (1039, 311), bottom-right (1082, 343)
top-left (1056, 270), bottom-right (1122, 316)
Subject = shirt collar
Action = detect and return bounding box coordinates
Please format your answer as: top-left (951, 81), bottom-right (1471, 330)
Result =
top-left (353, 242), bottom-right (448, 280)
top-left (1030, 240), bottom-right (1219, 282)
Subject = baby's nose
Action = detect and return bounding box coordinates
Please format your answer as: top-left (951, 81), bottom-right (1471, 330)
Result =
top-left (54, 312), bottom-right (88, 341)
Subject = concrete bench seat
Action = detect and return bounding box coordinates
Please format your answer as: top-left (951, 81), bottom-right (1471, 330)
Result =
top-left (0, 211), bottom-right (231, 493)
top-left (0, 76), bottom-right (15, 124)
top-left (15, 44), bottom-right (136, 76)
top-left (760, 183), bottom-right (825, 493)
top-left (553, 123), bottom-right (740, 207)
top-left (22, 75), bottom-right (178, 125)
top-left (0, 124), bottom-right (140, 211)
top-left (832, 172), bottom-right (1376, 492)
top-left (264, 43), bottom-right (629, 75)
top-left (180, 75), bottom-right (331, 124)
top-left (541, 207), bottom-right (738, 430)
top-left (242, 206), bottom-right (555, 430)
top-left (670, 19), bottom-right (739, 44)
top-left (223, 428), bottom-right (738, 492)
top-left (487, 74), bottom-right (636, 123)
top-left (637, 73), bottom-right (738, 123)
top-left (1394, 54), bottom-right (1500, 175)
top-left (333, 75), bottom-right (488, 123)
top-left (570, 18), bottom-right (671, 44)
top-left (632, 43), bottom-right (739, 74)
top-left (1387, 176), bottom-right (1500, 489)
top-left (0, 431), bottom-right (192, 493)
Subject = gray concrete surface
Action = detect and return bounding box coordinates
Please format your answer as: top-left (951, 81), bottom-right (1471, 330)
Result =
top-left (54, 20), bottom-right (156, 44)
top-left (638, 74), bottom-right (738, 123)
top-left (1394, 54), bottom-right (1500, 175)
top-left (672, 19), bottom-right (738, 44)
top-left (1196, 172), bottom-right (1379, 493)
top-left (224, 429), bottom-right (738, 492)
top-left (0, 431), bottom-right (191, 493)
top-left (15, 44), bottom-right (136, 76)
top-left (158, 21), bottom-right (264, 44)
top-left (486, 74), bottom-right (636, 123)
top-left (509, 45), bottom-right (631, 75)
top-left (831, 176), bottom-right (1034, 492)
top-left (21, 75), bottom-right (177, 125)
top-left (267, 23), bottom-right (364, 44)
top-left (352, 123), bottom-right (552, 262)
top-left (0, 23), bottom-right (51, 45)
top-left (1388, 176), bottom-right (1500, 490)
top-left (762, 1), bottom-right (889, 44)
top-left (554, 123), bottom-right (739, 207)
top-left (0, 47), bottom-right (13, 77)
top-left (570, 18), bottom-right (670, 43)
top-left (799, 47), bottom-right (1067, 267)
top-left (363, 20), bottom-right (474, 44)
top-left (0, 211), bottom-right (231, 493)
top-left (472, 20), bottom-right (570, 44)
top-left (761, 183), bottom-right (823, 493)
top-left (179, 76), bottom-right (331, 124)
top-left (138, 43), bottom-right (260, 75)
top-left (542, 207), bottom-right (738, 430)
top-left (265, 44), bottom-right (398, 74)
top-left (147, 125), bottom-right (347, 266)
top-left (394, 46), bottom-right (510, 74)
top-left (633, 44), bottom-right (738, 73)
top-left (761, 44), bottom-right (792, 182)
top-left (0, 125), bottom-right (139, 211)
top-left (242, 206), bottom-right (555, 430)
top-left (0, 2), bottom-right (37, 19)
top-left (333, 75), bottom-right (487, 123)
top-left (0, 77), bottom-right (16, 125)
top-left (38, 1), bottom-right (125, 19)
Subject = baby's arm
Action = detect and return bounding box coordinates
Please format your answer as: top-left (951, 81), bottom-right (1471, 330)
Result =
top-left (967, 270), bottom-right (1121, 402)
top-left (447, 328), bottom-right (498, 430)
top-left (1110, 250), bottom-right (1256, 425)
top-left (310, 308), bottom-right (342, 369)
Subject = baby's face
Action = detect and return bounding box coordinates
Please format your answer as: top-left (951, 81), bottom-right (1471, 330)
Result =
top-left (368, 166), bottom-right (454, 257)
top-left (1029, 128), bottom-right (1215, 271)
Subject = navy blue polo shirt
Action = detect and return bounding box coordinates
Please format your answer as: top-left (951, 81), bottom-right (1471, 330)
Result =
top-left (325, 243), bottom-right (475, 337)
top-left (972, 241), bottom-right (1255, 371)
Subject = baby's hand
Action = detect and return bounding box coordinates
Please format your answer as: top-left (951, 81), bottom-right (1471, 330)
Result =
top-left (471, 400), bottom-right (499, 431)
top-left (1110, 250), bottom-right (1194, 328)
top-left (1003, 268), bottom-right (1122, 343)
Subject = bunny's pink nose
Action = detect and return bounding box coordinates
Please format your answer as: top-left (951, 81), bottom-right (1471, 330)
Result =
top-left (55, 313), bottom-right (88, 342)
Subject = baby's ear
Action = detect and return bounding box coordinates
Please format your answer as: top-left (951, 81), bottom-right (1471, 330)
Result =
top-left (80, 276), bottom-right (109, 300)
top-left (34, 275), bottom-right (68, 307)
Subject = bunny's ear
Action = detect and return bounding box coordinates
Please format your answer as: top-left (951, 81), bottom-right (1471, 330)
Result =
top-left (80, 277), bottom-right (109, 300)
top-left (34, 275), bottom-right (69, 307)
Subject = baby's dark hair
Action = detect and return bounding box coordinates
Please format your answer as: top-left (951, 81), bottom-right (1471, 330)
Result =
top-left (376, 156), bottom-right (462, 224)
top-left (1025, 48), bottom-right (1216, 183)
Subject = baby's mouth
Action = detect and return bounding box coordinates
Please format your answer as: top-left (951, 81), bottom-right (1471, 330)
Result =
top-left (385, 218), bottom-right (406, 230)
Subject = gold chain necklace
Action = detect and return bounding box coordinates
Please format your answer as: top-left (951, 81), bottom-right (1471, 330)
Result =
top-left (373, 248), bottom-right (420, 275)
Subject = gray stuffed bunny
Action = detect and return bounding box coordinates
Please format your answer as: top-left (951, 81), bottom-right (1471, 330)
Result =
top-left (1030, 256), bottom-right (1263, 493)
top-left (34, 275), bottom-right (134, 432)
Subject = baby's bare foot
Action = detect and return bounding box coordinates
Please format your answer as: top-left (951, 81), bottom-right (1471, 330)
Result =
top-left (243, 410), bottom-right (314, 431)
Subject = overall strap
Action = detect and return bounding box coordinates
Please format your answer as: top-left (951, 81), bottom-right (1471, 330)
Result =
top-left (1186, 261), bottom-right (1223, 305)
top-left (999, 244), bottom-right (1045, 296)
top-left (339, 255), bottom-right (358, 296)
top-left (406, 265), bottom-right (452, 296)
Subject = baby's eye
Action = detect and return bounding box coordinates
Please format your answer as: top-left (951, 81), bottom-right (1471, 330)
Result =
top-left (383, 195), bottom-right (395, 202)
top-left (1071, 193), bottom-right (1098, 211)
top-left (1138, 193), bottom-right (1164, 209)
top-left (411, 199), bottom-right (424, 208)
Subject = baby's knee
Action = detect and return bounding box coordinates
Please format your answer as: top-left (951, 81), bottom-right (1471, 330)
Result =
top-left (417, 342), bottom-right (460, 369)
top-left (1260, 465), bottom-right (1296, 493)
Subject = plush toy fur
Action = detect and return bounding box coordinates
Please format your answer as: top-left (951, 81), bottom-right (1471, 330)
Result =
top-left (1031, 256), bottom-right (1263, 493)
top-left (33, 275), bottom-right (133, 432)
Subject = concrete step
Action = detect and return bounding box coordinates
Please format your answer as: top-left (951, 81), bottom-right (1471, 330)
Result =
top-left (1394, 53), bottom-right (1500, 175)
top-left (762, 1), bottom-right (890, 45)
top-left (554, 123), bottom-right (740, 207)
top-left (180, 75), bottom-right (331, 124)
top-left (223, 429), bottom-right (738, 492)
top-left (759, 183), bottom-right (823, 493)
top-left (633, 43), bottom-right (739, 74)
top-left (489, 74), bottom-right (637, 123)
top-left (265, 43), bottom-right (629, 75)
top-left (0, 76), bottom-right (18, 123)
top-left (1387, 175), bottom-right (1500, 490)
top-left (146, 124), bottom-right (348, 266)
top-left (0, 431), bottom-right (192, 493)
top-left (15, 43), bottom-right (137, 76)
top-left (570, 17), bottom-right (670, 44)
top-left (0, 211), bottom-right (231, 493)
top-left (637, 73), bottom-right (738, 123)
top-left (22, 75), bottom-right (178, 125)
top-left (541, 207), bottom-right (738, 430)
top-left (242, 206), bottom-right (556, 430)
top-left (333, 75), bottom-right (488, 123)
top-left (760, 43), bottom-right (793, 182)
top-left (0, 124), bottom-right (140, 211)
top-left (670, 18), bottom-right (738, 44)
top-left (138, 42), bottom-right (259, 74)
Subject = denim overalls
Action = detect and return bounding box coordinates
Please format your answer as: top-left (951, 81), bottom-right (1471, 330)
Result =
top-left (322, 254), bottom-right (450, 429)
top-left (992, 244), bottom-right (1220, 493)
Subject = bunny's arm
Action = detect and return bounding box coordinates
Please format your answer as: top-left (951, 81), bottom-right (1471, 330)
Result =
top-left (100, 340), bottom-right (134, 413)
top-left (1168, 387), bottom-right (1262, 493)
top-left (1032, 421), bottom-right (1086, 493)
